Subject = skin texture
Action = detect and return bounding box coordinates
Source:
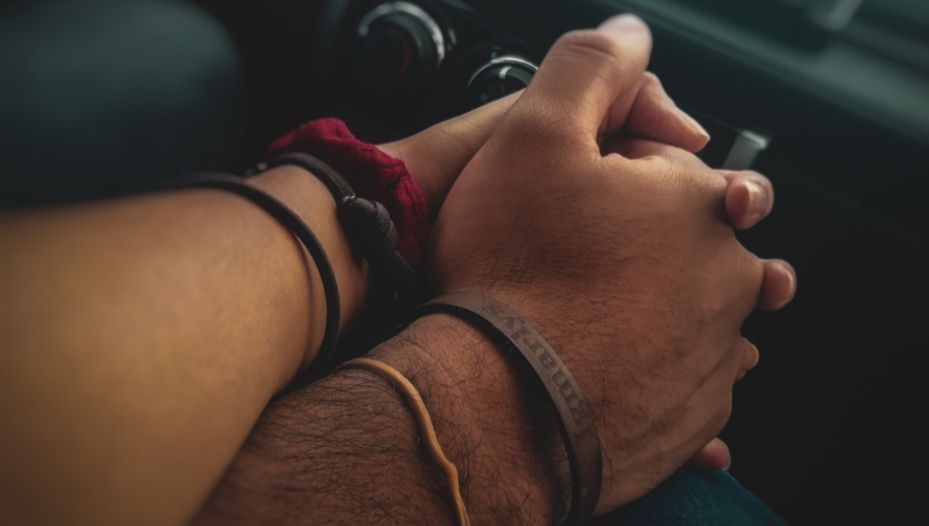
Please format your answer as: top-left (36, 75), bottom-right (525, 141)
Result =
top-left (195, 314), bottom-right (574, 525)
top-left (198, 14), bottom-right (797, 526)
top-left (0, 14), bottom-right (796, 526)
top-left (427, 16), bottom-right (791, 514)
top-left (0, 77), bottom-right (713, 526)
top-left (0, 167), bottom-right (363, 526)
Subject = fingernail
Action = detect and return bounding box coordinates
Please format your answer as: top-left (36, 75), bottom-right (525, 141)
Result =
top-left (599, 13), bottom-right (648, 34)
top-left (769, 261), bottom-right (798, 310)
top-left (745, 180), bottom-right (767, 221)
top-left (679, 108), bottom-right (711, 142)
top-left (782, 263), bottom-right (797, 304)
top-left (649, 76), bottom-right (711, 146)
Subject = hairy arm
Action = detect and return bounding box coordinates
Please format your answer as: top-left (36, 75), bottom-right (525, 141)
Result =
top-left (196, 314), bottom-right (571, 525)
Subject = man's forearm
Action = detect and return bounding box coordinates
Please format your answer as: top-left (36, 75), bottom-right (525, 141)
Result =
top-left (196, 314), bottom-right (571, 525)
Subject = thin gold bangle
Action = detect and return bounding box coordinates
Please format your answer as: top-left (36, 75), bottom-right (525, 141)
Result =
top-left (341, 357), bottom-right (471, 526)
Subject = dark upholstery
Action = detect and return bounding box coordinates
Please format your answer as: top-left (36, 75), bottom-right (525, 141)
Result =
top-left (0, 0), bottom-right (243, 206)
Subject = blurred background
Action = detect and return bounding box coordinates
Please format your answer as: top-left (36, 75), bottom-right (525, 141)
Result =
top-left (2, 1), bottom-right (927, 524)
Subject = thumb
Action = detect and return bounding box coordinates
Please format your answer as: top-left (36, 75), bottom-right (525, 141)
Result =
top-left (518, 14), bottom-right (652, 145)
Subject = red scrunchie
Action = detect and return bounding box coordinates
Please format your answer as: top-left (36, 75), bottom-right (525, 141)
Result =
top-left (267, 118), bottom-right (429, 266)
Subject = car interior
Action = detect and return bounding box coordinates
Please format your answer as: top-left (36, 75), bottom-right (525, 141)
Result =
top-left (4, 0), bottom-right (928, 524)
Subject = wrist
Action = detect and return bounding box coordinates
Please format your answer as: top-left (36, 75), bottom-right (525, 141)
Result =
top-left (372, 314), bottom-right (571, 525)
top-left (250, 166), bottom-right (369, 373)
top-left (376, 139), bottom-right (442, 217)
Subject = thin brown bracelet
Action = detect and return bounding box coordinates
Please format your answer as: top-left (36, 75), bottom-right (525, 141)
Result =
top-left (415, 293), bottom-right (603, 526)
top-left (340, 357), bottom-right (471, 526)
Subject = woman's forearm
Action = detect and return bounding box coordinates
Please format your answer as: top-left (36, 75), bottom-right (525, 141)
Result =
top-left (0, 166), bottom-right (365, 525)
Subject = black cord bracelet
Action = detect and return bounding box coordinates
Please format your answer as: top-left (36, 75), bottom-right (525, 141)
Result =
top-left (266, 152), bottom-right (354, 200)
top-left (162, 173), bottom-right (341, 380)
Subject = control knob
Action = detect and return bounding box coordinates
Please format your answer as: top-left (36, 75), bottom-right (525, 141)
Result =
top-left (466, 55), bottom-right (538, 105)
top-left (354, 2), bottom-right (448, 87)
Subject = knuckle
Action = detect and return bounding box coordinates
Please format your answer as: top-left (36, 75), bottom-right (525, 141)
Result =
top-left (706, 168), bottom-right (730, 196)
top-left (740, 170), bottom-right (774, 191)
top-left (712, 401), bottom-right (734, 434)
top-left (503, 97), bottom-right (590, 152)
top-left (552, 30), bottom-right (625, 77)
top-left (736, 250), bottom-right (766, 310)
top-left (502, 103), bottom-right (552, 141)
top-left (707, 383), bottom-right (735, 434)
top-left (642, 71), bottom-right (662, 88)
top-left (557, 30), bottom-right (623, 61)
top-left (751, 171), bottom-right (776, 200)
top-left (621, 138), bottom-right (674, 161)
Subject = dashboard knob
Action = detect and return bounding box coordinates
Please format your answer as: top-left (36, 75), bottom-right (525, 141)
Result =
top-left (467, 55), bottom-right (538, 105)
top-left (355, 2), bottom-right (447, 87)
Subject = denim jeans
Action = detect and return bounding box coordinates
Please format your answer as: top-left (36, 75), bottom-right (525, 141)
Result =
top-left (593, 468), bottom-right (788, 526)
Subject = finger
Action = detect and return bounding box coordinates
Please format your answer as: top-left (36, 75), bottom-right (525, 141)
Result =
top-left (603, 149), bottom-right (775, 232)
top-left (728, 333), bottom-right (757, 382)
top-left (719, 170), bottom-right (775, 230)
top-left (736, 338), bottom-right (760, 382)
top-left (426, 91), bottom-right (522, 159)
top-left (625, 73), bottom-right (710, 153)
top-left (379, 91), bottom-right (521, 215)
top-left (518, 14), bottom-right (652, 143)
top-left (602, 138), bottom-right (772, 322)
top-left (688, 438), bottom-right (732, 471)
top-left (597, 16), bottom-right (654, 137)
top-left (671, 352), bottom-right (740, 479)
top-left (600, 136), bottom-right (707, 169)
top-left (758, 259), bottom-right (797, 311)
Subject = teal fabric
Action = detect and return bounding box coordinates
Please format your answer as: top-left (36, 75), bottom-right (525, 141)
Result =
top-left (594, 468), bottom-right (788, 526)
top-left (0, 0), bottom-right (243, 205)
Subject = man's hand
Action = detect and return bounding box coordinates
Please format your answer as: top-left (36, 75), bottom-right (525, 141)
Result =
top-left (382, 14), bottom-right (794, 476)
top-left (379, 19), bottom-right (794, 330)
top-left (428, 15), bottom-right (795, 514)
